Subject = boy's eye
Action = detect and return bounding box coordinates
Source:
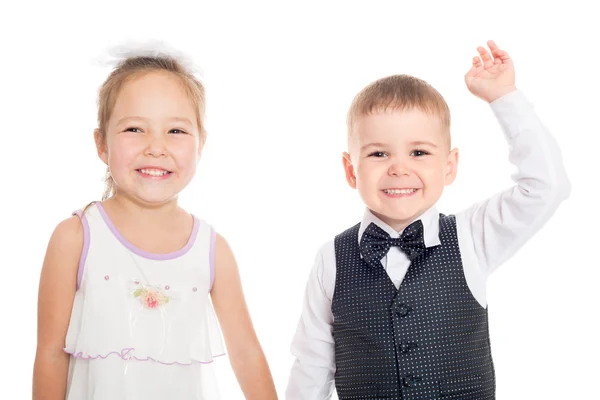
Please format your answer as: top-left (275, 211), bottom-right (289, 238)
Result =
top-left (411, 149), bottom-right (429, 157)
top-left (368, 151), bottom-right (388, 158)
top-left (125, 127), bottom-right (142, 133)
top-left (169, 129), bottom-right (187, 134)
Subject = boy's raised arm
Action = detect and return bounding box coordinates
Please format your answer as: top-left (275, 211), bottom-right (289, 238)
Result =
top-left (458, 42), bottom-right (571, 274)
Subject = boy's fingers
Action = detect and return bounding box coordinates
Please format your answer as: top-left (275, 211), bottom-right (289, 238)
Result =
top-left (477, 46), bottom-right (494, 68)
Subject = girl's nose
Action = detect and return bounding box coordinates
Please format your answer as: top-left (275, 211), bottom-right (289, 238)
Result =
top-left (145, 134), bottom-right (168, 157)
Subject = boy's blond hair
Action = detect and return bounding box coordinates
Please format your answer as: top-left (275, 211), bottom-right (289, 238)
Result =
top-left (347, 74), bottom-right (451, 148)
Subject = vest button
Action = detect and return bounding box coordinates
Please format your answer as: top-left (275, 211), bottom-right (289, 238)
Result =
top-left (403, 375), bottom-right (421, 387)
top-left (397, 304), bottom-right (411, 316)
top-left (400, 342), bottom-right (417, 353)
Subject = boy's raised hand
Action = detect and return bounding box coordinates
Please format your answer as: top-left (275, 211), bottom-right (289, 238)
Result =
top-left (465, 40), bottom-right (517, 103)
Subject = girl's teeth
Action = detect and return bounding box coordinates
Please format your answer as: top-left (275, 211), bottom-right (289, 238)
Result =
top-left (384, 189), bottom-right (417, 194)
top-left (140, 169), bottom-right (169, 177)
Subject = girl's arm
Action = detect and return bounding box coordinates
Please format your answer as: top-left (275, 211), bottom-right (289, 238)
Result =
top-left (211, 233), bottom-right (278, 399)
top-left (33, 216), bottom-right (82, 400)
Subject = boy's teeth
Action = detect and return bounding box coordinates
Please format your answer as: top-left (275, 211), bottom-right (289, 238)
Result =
top-left (384, 189), bottom-right (416, 194)
top-left (140, 169), bottom-right (169, 177)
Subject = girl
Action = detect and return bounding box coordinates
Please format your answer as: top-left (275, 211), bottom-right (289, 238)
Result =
top-left (32, 45), bottom-right (278, 399)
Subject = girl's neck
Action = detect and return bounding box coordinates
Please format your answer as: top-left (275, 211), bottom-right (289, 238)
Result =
top-left (103, 193), bottom-right (182, 222)
top-left (99, 193), bottom-right (195, 255)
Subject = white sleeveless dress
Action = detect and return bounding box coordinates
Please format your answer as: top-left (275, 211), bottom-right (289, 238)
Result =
top-left (64, 202), bottom-right (225, 399)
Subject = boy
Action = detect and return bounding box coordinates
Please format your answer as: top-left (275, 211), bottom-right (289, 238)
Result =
top-left (285, 41), bottom-right (570, 399)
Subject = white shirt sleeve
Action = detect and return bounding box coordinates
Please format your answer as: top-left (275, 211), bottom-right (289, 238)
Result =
top-left (455, 90), bottom-right (571, 275)
top-left (285, 243), bottom-right (336, 400)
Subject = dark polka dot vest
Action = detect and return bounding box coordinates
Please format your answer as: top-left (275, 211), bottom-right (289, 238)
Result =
top-left (332, 214), bottom-right (495, 399)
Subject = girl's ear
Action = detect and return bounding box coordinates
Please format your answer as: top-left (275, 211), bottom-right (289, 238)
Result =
top-left (94, 129), bottom-right (108, 165)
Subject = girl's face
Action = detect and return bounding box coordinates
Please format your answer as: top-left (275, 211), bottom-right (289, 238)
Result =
top-left (96, 71), bottom-right (203, 205)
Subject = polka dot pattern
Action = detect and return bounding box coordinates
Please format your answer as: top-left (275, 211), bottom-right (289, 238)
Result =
top-left (332, 214), bottom-right (495, 399)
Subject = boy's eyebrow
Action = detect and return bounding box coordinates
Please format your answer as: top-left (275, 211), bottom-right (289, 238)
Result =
top-left (361, 141), bottom-right (438, 151)
top-left (410, 140), bottom-right (438, 148)
top-left (360, 142), bottom-right (388, 151)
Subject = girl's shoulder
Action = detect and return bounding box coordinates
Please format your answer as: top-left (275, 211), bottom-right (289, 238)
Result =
top-left (40, 214), bottom-right (84, 291)
top-left (46, 202), bottom-right (96, 266)
top-left (52, 214), bottom-right (85, 249)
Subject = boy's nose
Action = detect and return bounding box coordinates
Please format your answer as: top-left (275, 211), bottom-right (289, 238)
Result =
top-left (388, 160), bottom-right (410, 177)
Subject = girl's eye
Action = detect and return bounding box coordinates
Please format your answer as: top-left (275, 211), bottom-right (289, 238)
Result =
top-left (411, 150), bottom-right (430, 157)
top-left (169, 129), bottom-right (187, 134)
top-left (368, 151), bottom-right (387, 158)
top-left (125, 127), bottom-right (142, 133)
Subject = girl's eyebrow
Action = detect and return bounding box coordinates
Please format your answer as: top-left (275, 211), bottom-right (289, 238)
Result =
top-left (116, 116), bottom-right (194, 125)
top-left (116, 116), bottom-right (146, 125)
top-left (168, 117), bottom-right (194, 125)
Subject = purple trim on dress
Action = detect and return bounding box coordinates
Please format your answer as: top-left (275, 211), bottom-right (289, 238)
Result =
top-left (95, 202), bottom-right (199, 260)
top-left (209, 227), bottom-right (216, 292)
top-left (72, 210), bottom-right (90, 290)
top-left (63, 348), bottom-right (226, 365)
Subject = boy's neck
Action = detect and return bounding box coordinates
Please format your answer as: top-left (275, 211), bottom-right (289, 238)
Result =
top-left (368, 207), bottom-right (433, 233)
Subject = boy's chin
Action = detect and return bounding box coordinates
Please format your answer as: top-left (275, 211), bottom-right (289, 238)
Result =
top-left (371, 207), bottom-right (418, 223)
top-left (369, 204), bottom-right (432, 226)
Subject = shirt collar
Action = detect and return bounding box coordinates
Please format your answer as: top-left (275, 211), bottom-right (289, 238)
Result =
top-left (357, 206), bottom-right (441, 249)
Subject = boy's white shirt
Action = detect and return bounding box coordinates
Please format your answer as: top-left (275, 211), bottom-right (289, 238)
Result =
top-left (285, 90), bottom-right (571, 400)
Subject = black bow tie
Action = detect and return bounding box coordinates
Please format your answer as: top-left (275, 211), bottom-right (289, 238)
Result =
top-left (359, 220), bottom-right (426, 267)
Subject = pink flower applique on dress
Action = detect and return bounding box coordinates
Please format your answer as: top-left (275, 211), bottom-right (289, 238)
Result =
top-left (133, 285), bottom-right (169, 309)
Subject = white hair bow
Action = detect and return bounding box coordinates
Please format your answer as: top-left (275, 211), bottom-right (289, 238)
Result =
top-left (93, 39), bottom-right (204, 79)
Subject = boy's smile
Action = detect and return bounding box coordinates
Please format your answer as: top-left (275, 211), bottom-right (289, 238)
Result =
top-left (343, 107), bottom-right (458, 231)
top-left (381, 188), bottom-right (419, 197)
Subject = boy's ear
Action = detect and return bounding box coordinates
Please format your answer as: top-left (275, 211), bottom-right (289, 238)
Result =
top-left (444, 148), bottom-right (459, 186)
top-left (343, 152), bottom-right (357, 189)
top-left (94, 129), bottom-right (108, 165)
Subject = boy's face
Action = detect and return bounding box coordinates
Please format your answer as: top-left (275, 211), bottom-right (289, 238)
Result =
top-left (343, 108), bottom-right (458, 231)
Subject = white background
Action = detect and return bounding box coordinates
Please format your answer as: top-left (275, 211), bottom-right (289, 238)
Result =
top-left (1, 1), bottom-right (598, 398)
